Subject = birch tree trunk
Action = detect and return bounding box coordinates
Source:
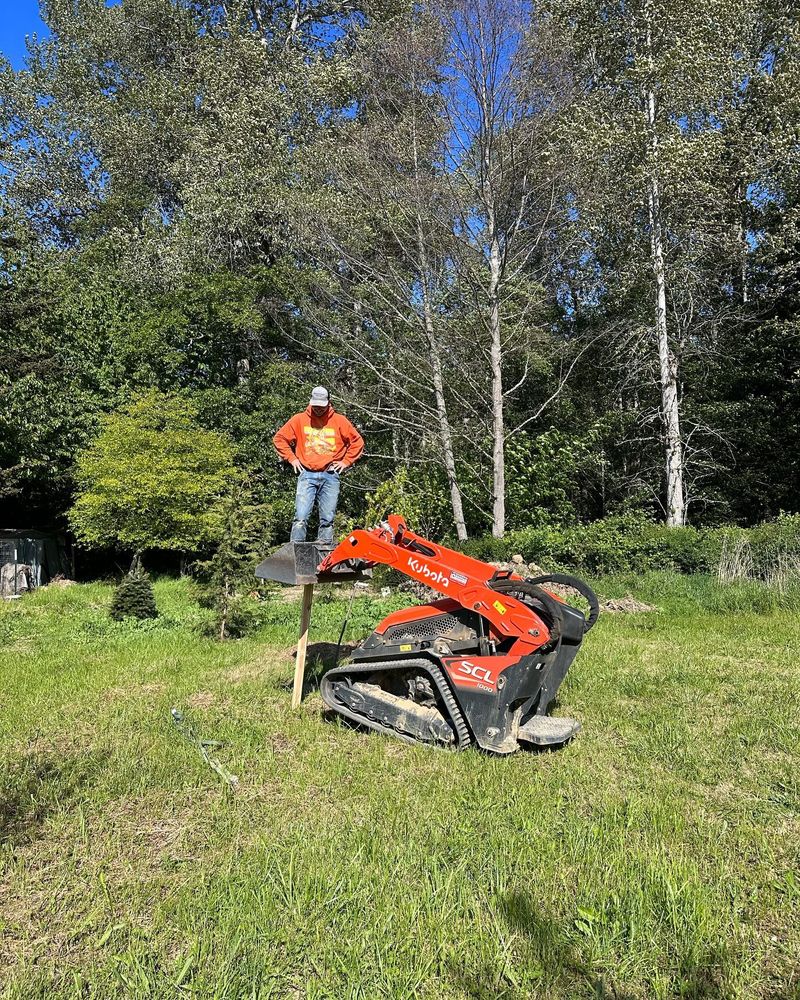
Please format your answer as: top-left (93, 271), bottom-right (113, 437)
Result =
top-left (646, 164), bottom-right (685, 526)
top-left (417, 227), bottom-right (469, 539)
top-left (736, 178), bottom-right (750, 305)
top-left (477, 54), bottom-right (506, 539)
top-left (644, 23), bottom-right (686, 526)
top-left (488, 232), bottom-right (506, 537)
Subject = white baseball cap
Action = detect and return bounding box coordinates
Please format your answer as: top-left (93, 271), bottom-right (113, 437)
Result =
top-left (309, 386), bottom-right (330, 406)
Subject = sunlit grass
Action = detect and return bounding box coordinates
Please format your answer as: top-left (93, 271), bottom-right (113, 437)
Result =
top-left (1, 575), bottom-right (798, 998)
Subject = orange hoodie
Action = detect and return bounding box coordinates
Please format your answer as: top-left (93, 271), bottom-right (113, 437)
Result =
top-left (273, 405), bottom-right (365, 472)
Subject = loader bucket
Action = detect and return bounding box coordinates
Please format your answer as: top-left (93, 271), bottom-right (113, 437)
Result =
top-left (255, 542), bottom-right (371, 586)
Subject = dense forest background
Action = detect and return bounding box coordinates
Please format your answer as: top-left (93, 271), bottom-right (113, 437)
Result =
top-left (1, 0), bottom-right (799, 551)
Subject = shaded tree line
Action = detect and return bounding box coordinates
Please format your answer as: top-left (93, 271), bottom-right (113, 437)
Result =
top-left (1, 0), bottom-right (798, 547)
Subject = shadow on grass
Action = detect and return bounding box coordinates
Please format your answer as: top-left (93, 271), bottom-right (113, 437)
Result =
top-left (306, 641), bottom-right (358, 687)
top-left (0, 748), bottom-right (108, 845)
top-left (278, 641), bottom-right (358, 698)
top-left (452, 891), bottom-right (732, 1000)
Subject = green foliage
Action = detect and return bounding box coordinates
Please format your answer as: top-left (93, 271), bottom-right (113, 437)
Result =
top-left (109, 570), bottom-right (158, 621)
top-left (1, 0), bottom-right (799, 544)
top-left (457, 514), bottom-right (800, 576)
top-left (192, 359), bottom-right (307, 545)
top-left (504, 428), bottom-right (602, 529)
top-left (0, 249), bottom-right (128, 516)
top-left (69, 391), bottom-right (238, 553)
top-left (194, 482), bottom-right (273, 639)
top-left (364, 466), bottom-right (425, 530)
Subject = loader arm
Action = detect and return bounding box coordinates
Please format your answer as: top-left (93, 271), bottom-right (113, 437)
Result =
top-left (318, 514), bottom-right (552, 654)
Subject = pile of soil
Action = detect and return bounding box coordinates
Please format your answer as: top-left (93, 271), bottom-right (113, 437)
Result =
top-left (602, 594), bottom-right (657, 613)
top-left (489, 556), bottom-right (546, 578)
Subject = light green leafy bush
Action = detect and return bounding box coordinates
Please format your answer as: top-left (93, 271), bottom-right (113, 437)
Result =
top-left (455, 513), bottom-right (800, 577)
top-left (69, 391), bottom-right (238, 554)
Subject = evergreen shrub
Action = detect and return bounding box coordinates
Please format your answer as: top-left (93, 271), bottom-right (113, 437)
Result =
top-left (109, 571), bottom-right (158, 621)
top-left (193, 483), bottom-right (272, 639)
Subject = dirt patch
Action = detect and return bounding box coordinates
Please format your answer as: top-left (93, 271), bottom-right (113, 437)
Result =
top-left (185, 690), bottom-right (217, 709)
top-left (603, 594), bottom-right (658, 613)
top-left (485, 566), bottom-right (596, 604)
top-left (268, 732), bottom-right (294, 754)
top-left (104, 796), bottom-right (193, 855)
top-left (82, 791), bottom-right (223, 879)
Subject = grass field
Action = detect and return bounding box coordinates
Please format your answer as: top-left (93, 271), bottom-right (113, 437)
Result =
top-left (1, 575), bottom-right (798, 999)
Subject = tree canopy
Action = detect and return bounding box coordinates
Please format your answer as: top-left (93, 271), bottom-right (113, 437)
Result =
top-left (1, 0), bottom-right (799, 543)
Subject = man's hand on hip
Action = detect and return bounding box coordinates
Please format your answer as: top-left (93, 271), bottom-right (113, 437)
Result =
top-left (328, 461), bottom-right (347, 474)
top-left (291, 459), bottom-right (303, 475)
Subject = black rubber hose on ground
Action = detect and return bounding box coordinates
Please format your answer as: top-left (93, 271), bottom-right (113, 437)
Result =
top-left (526, 573), bottom-right (600, 632)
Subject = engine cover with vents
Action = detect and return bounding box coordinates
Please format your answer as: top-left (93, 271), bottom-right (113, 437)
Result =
top-left (351, 600), bottom-right (482, 660)
top-left (383, 612), bottom-right (472, 644)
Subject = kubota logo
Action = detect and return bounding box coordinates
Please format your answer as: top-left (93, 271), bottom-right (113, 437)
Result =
top-left (407, 557), bottom-right (449, 588)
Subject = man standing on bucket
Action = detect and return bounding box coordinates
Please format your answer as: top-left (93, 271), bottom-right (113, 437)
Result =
top-left (273, 387), bottom-right (364, 544)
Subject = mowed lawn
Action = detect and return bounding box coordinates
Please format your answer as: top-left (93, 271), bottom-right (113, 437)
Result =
top-left (0, 576), bottom-right (798, 1000)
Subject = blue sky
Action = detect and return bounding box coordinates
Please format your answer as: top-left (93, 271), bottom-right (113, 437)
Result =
top-left (0, 0), bottom-right (48, 70)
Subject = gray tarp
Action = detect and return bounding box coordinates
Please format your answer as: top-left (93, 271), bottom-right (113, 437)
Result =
top-left (0, 532), bottom-right (68, 595)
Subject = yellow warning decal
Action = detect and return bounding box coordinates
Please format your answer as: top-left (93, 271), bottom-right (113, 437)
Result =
top-left (492, 600), bottom-right (507, 615)
top-left (399, 643), bottom-right (413, 652)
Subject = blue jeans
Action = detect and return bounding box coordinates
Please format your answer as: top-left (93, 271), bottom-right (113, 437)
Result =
top-left (291, 470), bottom-right (341, 544)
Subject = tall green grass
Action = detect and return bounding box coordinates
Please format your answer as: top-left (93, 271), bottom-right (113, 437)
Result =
top-left (0, 576), bottom-right (798, 999)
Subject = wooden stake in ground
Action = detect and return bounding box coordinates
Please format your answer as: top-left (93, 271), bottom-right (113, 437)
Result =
top-left (293, 583), bottom-right (314, 708)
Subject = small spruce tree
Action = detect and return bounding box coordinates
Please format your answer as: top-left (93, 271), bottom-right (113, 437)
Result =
top-left (195, 481), bottom-right (272, 639)
top-left (110, 564), bottom-right (158, 621)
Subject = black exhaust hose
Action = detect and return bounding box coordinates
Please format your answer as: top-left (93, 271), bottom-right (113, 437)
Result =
top-left (489, 578), bottom-right (566, 648)
top-left (526, 574), bottom-right (600, 632)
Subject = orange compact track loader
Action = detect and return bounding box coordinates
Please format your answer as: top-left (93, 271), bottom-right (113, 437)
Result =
top-left (315, 515), bottom-right (599, 754)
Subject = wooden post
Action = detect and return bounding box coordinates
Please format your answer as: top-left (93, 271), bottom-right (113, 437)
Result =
top-left (292, 583), bottom-right (314, 708)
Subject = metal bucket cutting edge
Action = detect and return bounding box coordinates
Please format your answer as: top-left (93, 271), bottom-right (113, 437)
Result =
top-left (255, 542), bottom-right (371, 586)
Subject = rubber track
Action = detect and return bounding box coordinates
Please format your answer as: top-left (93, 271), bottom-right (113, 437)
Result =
top-left (428, 662), bottom-right (472, 749)
top-left (321, 658), bottom-right (473, 750)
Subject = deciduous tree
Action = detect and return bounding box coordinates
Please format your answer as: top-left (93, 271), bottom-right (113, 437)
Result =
top-left (69, 391), bottom-right (238, 557)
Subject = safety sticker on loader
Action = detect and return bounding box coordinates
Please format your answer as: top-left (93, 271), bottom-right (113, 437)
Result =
top-left (493, 600), bottom-right (507, 615)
